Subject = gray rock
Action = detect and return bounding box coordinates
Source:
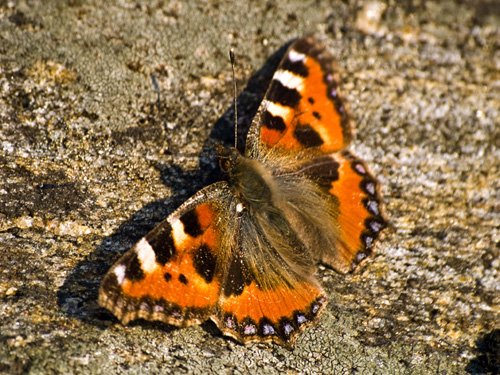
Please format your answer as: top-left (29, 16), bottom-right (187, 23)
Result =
top-left (1, 1), bottom-right (499, 374)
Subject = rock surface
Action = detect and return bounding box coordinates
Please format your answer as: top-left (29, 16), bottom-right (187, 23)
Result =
top-left (1, 1), bottom-right (499, 374)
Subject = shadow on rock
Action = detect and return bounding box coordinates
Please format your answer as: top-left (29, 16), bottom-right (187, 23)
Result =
top-left (466, 329), bottom-right (500, 375)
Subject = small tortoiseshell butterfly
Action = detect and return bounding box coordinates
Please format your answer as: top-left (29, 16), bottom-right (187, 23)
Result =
top-left (99, 36), bottom-right (387, 348)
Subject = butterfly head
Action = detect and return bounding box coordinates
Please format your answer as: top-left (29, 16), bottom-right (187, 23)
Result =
top-left (215, 143), bottom-right (241, 174)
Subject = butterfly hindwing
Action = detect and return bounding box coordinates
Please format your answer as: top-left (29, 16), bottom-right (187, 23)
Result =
top-left (325, 151), bottom-right (387, 271)
top-left (216, 275), bottom-right (327, 348)
top-left (213, 208), bottom-right (327, 348)
top-left (273, 151), bottom-right (387, 274)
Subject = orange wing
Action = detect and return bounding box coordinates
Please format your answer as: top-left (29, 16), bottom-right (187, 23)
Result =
top-left (275, 151), bottom-right (387, 274)
top-left (98, 182), bottom-right (233, 326)
top-left (212, 208), bottom-right (327, 348)
top-left (99, 179), bottom-right (328, 348)
top-left (327, 151), bottom-right (387, 271)
top-left (246, 36), bottom-right (353, 160)
top-left (215, 278), bottom-right (326, 348)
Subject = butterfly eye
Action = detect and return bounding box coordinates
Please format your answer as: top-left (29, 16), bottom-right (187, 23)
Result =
top-left (220, 159), bottom-right (231, 172)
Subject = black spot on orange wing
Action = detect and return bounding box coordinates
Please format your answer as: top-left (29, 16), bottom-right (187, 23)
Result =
top-left (178, 274), bottom-right (188, 284)
top-left (145, 225), bottom-right (176, 266)
top-left (164, 272), bottom-right (172, 282)
top-left (122, 251), bottom-right (146, 282)
top-left (261, 110), bottom-right (286, 131)
top-left (179, 209), bottom-right (203, 238)
top-left (193, 244), bottom-right (217, 283)
top-left (293, 124), bottom-right (324, 148)
top-left (297, 156), bottom-right (340, 191)
top-left (281, 58), bottom-right (309, 77)
top-left (267, 80), bottom-right (302, 108)
top-left (223, 252), bottom-right (252, 297)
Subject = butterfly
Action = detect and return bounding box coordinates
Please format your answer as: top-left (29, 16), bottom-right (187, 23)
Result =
top-left (98, 36), bottom-right (387, 348)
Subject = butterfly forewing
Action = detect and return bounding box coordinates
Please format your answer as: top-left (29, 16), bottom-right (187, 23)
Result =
top-left (246, 36), bottom-right (354, 161)
top-left (99, 182), bottom-right (234, 326)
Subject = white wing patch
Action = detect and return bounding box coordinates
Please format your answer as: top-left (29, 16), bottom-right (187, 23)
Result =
top-left (264, 100), bottom-right (292, 120)
top-left (136, 238), bottom-right (158, 274)
top-left (288, 49), bottom-right (307, 63)
top-left (114, 264), bottom-right (126, 285)
top-left (273, 69), bottom-right (305, 91)
top-left (171, 219), bottom-right (189, 248)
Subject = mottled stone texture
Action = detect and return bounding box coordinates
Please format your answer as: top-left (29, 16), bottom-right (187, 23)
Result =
top-left (0, 1), bottom-right (498, 374)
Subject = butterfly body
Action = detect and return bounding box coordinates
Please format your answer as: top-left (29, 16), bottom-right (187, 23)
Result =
top-left (99, 37), bottom-right (387, 348)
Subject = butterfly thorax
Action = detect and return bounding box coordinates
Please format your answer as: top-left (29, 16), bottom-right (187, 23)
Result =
top-left (216, 144), bottom-right (280, 213)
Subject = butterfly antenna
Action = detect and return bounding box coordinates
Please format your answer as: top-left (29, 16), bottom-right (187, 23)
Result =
top-left (230, 48), bottom-right (238, 150)
top-left (150, 72), bottom-right (161, 104)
